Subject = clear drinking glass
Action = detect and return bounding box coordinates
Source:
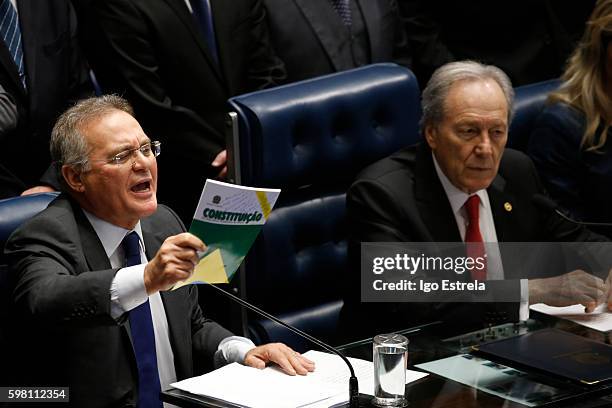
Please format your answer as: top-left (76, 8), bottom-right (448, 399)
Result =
top-left (373, 333), bottom-right (408, 407)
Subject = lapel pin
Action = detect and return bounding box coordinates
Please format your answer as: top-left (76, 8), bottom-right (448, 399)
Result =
top-left (504, 202), bottom-right (512, 212)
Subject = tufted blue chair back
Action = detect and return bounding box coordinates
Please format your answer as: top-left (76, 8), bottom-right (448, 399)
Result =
top-left (0, 192), bottom-right (58, 260)
top-left (228, 63), bottom-right (421, 350)
top-left (508, 78), bottom-right (561, 152)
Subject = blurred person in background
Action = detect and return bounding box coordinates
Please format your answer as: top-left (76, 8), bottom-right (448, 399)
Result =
top-left (263, 0), bottom-right (412, 84)
top-left (76, 0), bottom-right (285, 224)
top-left (528, 0), bottom-right (612, 236)
top-left (0, 0), bottom-right (91, 198)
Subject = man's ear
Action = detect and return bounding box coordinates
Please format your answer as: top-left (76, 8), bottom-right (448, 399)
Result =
top-left (424, 124), bottom-right (437, 150)
top-left (61, 165), bottom-right (85, 193)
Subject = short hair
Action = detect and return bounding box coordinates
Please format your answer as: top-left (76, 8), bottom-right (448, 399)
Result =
top-left (420, 60), bottom-right (515, 133)
top-left (50, 94), bottom-right (134, 172)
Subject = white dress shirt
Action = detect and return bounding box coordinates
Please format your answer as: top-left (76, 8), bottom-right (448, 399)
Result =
top-left (83, 211), bottom-right (255, 405)
top-left (432, 155), bottom-right (529, 320)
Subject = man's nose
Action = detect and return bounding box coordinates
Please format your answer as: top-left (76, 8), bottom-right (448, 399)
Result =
top-left (131, 149), bottom-right (148, 169)
top-left (474, 133), bottom-right (494, 156)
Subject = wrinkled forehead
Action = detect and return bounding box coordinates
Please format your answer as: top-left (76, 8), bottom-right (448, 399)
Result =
top-left (82, 110), bottom-right (147, 150)
top-left (442, 79), bottom-right (509, 123)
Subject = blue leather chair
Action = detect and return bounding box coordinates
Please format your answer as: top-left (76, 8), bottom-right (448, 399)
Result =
top-left (508, 78), bottom-right (561, 152)
top-left (0, 192), bottom-right (58, 384)
top-left (227, 63), bottom-right (421, 350)
top-left (0, 192), bottom-right (59, 252)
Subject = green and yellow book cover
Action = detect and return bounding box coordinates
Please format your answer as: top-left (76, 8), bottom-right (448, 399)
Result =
top-left (172, 179), bottom-right (280, 289)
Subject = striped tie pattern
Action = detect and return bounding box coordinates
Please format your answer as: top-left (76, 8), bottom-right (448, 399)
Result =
top-left (0, 0), bottom-right (25, 89)
top-left (330, 0), bottom-right (352, 26)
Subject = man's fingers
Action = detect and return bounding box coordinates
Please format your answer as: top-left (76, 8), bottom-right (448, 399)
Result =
top-left (244, 344), bottom-right (315, 376)
top-left (169, 233), bottom-right (206, 252)
top-left (273, 352), bottom-right (297, 376)
top-left (244, 354), bottom-right (266, 370)
top-left (211, 149), bottom-right (227, 167)
top-left (584, 301), bottom-right (597, 313)
top-left (174, 247), bottom-right (200, 265)
top-left (296, 354), bottom-right (315, 371)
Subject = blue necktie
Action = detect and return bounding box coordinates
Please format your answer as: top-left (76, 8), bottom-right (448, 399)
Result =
top-left (330, 0), bottom-right (352, 26)
top-left (123, 232), bottom-right (162, 408)
top-left (189, 0), bottom-right (220, 66)
top-left (0, 0), bottom-right (25, 89)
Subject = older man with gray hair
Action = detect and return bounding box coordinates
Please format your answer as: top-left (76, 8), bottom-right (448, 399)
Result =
top-left (6, 95), bottom-right (313, 408)
top-left (340, 60), bottom-right (611, 338)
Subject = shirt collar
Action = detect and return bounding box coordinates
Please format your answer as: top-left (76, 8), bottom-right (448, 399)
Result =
top-left (82, 210), bottom-right (145, 259)
top-left (432, 153), bottom-right (490, 215)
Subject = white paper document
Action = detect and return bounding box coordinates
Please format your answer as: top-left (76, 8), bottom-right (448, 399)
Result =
top-left (170, 350), bottom-right (428, 408)
top-left (530, 303), bottom-right (612, 332)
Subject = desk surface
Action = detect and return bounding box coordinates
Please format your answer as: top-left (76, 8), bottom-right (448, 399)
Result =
top-left (162, 313), bottom-right (612, 408)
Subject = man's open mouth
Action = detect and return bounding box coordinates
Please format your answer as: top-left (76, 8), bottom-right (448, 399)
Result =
top-left (131, 181), bottom-right (151, 192)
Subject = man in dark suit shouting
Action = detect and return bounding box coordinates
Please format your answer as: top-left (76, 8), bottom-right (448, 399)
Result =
top-left (341, 61), bottom-right (611, 338)
top-left (5, 95), bottom-right (313, 407)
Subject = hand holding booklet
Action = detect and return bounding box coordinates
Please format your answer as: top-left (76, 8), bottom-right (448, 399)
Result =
top-left (172, 179), bottom-right (280, 289)
top-left (170, 350), bottom-right (428, 408)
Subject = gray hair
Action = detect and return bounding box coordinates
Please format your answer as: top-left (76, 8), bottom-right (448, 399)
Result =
top-left (50, 94), bottom-right (134, 172)
top-left (420, 61), bottom-right (515, 133)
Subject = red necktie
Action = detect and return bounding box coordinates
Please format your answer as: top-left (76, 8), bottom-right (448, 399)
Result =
top-left (464, 195), bottom-right (487, 281)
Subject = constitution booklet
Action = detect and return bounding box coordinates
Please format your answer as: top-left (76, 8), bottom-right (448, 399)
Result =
top-left (172, 179), bottom-right (280, 290)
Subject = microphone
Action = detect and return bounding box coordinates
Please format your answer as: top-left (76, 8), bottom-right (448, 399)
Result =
top-left (203, 281), bottom-right (360, 408)
top-left (532, 194), bottom-right (612, 228)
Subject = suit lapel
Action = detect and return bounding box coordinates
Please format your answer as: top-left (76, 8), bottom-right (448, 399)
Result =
top-left (488, 174), bottom-right (520, 242)
top-left (71, 201), bottom-right (112, 271)
top-left (355, 0), bottom-right (381, 61)
top-left (160, 289), bottom-right (192, 379)
top-left (414, 145), bottom-right (462, 242)
top-left (162, 0), bottom-right (224, 81)
top-left (294, 0), bottom-right (350, 71)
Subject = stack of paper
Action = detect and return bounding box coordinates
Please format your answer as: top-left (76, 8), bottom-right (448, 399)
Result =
top-left (529, 303), bottom-right (612, 332)
top-left (171, 350), bottom-right (428, 408)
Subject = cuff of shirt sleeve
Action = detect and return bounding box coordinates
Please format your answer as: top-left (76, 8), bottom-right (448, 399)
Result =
top-left (519, 278), bottom-right (529, 321)
top-left (110, 264), bottom-right (148, 319)
top-left (217, 336), bottom-right (256, 364)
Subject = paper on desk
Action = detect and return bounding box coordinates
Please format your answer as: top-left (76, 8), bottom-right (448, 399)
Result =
top-left (170, 350), bottom-right (429, 408)
top-left (170, 362), bottom-right (338, 408)
top-left (530, 303), bottom-right (612, 332)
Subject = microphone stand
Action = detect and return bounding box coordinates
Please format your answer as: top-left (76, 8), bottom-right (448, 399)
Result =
top-left (204, 282), bottom-right (360, 408)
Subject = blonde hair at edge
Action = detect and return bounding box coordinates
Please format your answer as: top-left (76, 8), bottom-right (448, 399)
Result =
top-left (550, 0), bottom-right (612, 151)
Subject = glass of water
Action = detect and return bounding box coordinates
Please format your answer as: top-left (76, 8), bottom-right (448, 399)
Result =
top-left (373, 333), bottom-right (408, 407)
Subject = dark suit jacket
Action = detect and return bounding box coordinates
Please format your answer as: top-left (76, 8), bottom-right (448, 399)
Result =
top-left (5, 194), bottom-right (232, 407)
top-left (264, 0), bottom-right (411, 84)
top-left (81, 0), bottom-right (285, 222)
top-left (0, 0), bottom-right (90, 194)
top-left (528, 102), bottom-right (612, 236)
top-left (340, 143), bottom-right (607, 338)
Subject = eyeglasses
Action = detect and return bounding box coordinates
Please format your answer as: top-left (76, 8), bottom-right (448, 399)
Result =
top-left (72, 141), bottom-right (161, 167)
top-left (105, 141), bottom-right (161, 165)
